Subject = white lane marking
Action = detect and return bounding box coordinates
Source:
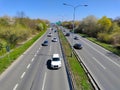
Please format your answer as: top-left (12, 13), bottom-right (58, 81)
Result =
top-left (13, 83), bottom-right (18, 90)
top-left (81, 39), bottom-right (120, 68)
top-left (34, 54), bottom-right (37, 57)
top-left (31, 58), bottom-right (35, 62)
top-left (21, 72), bottom-right (26, 79)
top-left (42, 72), bottom-right (47, 90)
top-left (37, 50), bottom-right (39, 54)
top-left (27, 64), bottom-right (31, 69)
top-left (93, 57), bottom-right (106, 69)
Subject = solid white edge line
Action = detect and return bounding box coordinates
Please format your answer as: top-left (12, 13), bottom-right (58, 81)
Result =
top-left (42, 72), bottom-right (47, 90)
top-left (81, 38), bottom-right (120, 68)
top-left (93, 57), bottom-right (106, 69)
top-left (21, 72), bottom-right (26, 79)
top-left (13, 83), bottom-right (18, 90)
top-left (27, 64), bottom-right (31, 69)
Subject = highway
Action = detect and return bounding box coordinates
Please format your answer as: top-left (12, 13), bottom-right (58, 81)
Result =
top-left (0, 28), bottom-right (71, 90)
top-left (62, 27), bottom-right (120, 90)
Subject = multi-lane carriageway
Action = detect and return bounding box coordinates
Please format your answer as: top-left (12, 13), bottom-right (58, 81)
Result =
top-left (1, 26), bottom-right (120, 90)
top-left (0, 28), bottom-right (71, 90)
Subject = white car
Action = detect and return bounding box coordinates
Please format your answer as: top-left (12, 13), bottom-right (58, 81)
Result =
top-left (47, 33), bottom-right (52, 37)
top-left (51, 54), bottom-right (62, 69)
top-left (52, 37), bottom-right (57, 42)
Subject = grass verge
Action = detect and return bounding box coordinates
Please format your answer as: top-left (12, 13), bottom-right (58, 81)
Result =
top-left (59, 30), bottom-right (93, 90)
top-left (0, 30), bottom-right (46, 74)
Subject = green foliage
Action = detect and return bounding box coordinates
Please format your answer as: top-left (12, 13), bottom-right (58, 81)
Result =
top-left (0, 17), bottom-right (9, 26)
top-left (97, 16), bottom-right (112, 33)
top-left (97, 33), bottom-right (112, 43)
top-left (0, 16), bottom-right (48, 56)
top-left (76, 15), bottom-right (98, 37)
top-left (0, 30), bottom-right (46, 74)
top-left (62, 21), bottom-right (73, 29)
top-left (0, 43), bottom-right (3, 51)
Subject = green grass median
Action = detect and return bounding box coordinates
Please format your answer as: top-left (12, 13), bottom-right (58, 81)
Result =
top-left (59, 30), bottom-right (93, 90)
top-left (0, 30), bottom-right (46, 74)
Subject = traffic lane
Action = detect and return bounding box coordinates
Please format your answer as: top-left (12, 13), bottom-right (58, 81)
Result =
top-left (45, 65), bottom-right (70, 90)
top-left (81, 41), bottom-right (120, 77)
top-left (44, 34), bottom-right (70, 90)
top-left (75, 47), bottom-right (120, 90)
top-left (79, 35), bottom-right (120, 65)
top-left (68, 34), bottom-right (120, 74)
top-left (17, 31), bottom-right (70, 90)
top-left (75, 37), bottom-right (120, 76)
top-left (0, 29), bottom-right (50, 90)
top-left (16, 31), bottom-right (52, 90)
top-left (70, 35), bottom-right (120, 89)
top-left (17, 45), bottom-right (51, 90)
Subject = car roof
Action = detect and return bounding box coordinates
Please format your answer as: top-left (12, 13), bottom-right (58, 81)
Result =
top-left (75, 43), bottom-right (81, 45)
top-left (53, 54), bottom-right (59, 58)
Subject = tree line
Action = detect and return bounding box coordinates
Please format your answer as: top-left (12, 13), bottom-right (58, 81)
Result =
top-left (62, 15), bottom-right (120, 48)
top-left (0, 13), bottom-right (49, 52)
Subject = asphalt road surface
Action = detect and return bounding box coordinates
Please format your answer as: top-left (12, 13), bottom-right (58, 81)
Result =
top-left (0, 28), bottom-right (71, 90)
top-left (62, 27), bottom-right (120, 90)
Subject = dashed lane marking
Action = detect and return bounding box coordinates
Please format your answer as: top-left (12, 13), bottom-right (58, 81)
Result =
top-left (21, 72), bottom-right (26, 79)
top-left (13, 83), bottom-right (18, 90)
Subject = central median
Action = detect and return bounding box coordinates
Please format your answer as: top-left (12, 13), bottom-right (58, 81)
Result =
top-left (58, 30), bottom-right (94, 90)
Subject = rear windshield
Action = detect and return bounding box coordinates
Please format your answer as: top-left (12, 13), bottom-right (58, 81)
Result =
top-left (53, 58), bottom-right (60, 61)
top-left (44, 41), bottom-right (48, 43)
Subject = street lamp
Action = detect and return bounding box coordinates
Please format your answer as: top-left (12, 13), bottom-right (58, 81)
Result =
top-left (63, 3), bottom-right (88, 57)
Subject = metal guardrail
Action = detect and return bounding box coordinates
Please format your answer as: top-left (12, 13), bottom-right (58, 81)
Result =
top-left (58, 28), bottom-right (101, 90)
top-left (58, 31), bottom-right (75, 90)
top-left (73, 49), bottom-right (100, 90)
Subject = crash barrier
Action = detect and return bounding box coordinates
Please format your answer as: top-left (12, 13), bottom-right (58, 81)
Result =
top-left (58, 32), bottom-right (75, 90)
top-left (73, 49), bottom-right (100, 90)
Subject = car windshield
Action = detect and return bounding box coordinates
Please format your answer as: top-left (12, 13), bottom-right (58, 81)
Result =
top-left (53, 58), bottom-right (60, 61)
top-left (44, 41), bottom-right (48, 43)
top-left (77, 44), bottom-right (81, 46)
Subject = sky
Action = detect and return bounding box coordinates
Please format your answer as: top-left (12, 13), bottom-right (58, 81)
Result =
top-left (0, 0), bottom-right (120, 22)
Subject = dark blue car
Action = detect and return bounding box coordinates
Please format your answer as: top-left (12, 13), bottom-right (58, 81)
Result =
top-left (73, 43), bottom-right (82, 49)
top-left (42, 40), bottom-right (48, 46)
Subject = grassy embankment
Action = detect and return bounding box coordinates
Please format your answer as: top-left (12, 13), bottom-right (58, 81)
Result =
top-left (0, 30), bottom-right (46, 74)
top-left (59, 30), bottom-right (93, 90)
top-left (80, 34), bottom-right (120, 56)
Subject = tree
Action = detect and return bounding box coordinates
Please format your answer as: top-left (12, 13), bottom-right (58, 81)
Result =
top-left (97, 16), bottom-right (112, 33)
top-left (76, 15), bottom-right (98, 37)
top-left (114, 17), bottom-right (120, 26)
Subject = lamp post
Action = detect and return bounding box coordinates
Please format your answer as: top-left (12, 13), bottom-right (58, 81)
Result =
top-left (63, 3), bottom-right (88, 57)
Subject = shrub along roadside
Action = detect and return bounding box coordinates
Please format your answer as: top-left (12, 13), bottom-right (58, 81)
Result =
top-left (0, 30), bottom-right (46, 74)
top-left (58, 30), bottom-right (93, 90)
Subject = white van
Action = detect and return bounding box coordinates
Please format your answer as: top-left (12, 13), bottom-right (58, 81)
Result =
top-left (51, 54), bottom-right (62, 69)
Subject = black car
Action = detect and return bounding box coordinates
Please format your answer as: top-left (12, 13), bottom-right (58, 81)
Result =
top-left (42, 40), bottom-right (48, 46)
top-left (73, 43), bottom-right (82, 49)
top-left (74, 36), bottom-right (79, 40)
top-left (65, 33), bottom-right (70, 36)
